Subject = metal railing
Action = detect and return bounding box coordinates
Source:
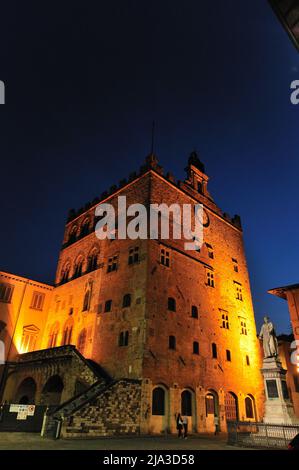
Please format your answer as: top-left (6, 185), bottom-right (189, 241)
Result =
top-left (227, 421), bottom-right (299, 448)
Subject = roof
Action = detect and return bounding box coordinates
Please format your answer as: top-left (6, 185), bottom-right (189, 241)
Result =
top-left (268, 283), bottom-right (299, 299)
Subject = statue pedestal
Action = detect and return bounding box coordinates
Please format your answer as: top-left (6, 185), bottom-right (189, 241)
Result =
top-left (261, 357), bottom-right (299, 425)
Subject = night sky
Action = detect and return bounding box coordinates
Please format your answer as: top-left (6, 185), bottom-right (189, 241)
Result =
top-left (0, 1), bottom-right (298, 334)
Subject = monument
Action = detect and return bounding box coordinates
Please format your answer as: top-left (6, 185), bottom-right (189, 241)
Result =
top-left (259, 316), bottom-right (298, 424)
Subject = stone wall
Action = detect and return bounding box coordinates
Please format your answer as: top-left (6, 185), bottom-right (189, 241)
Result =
top-left (62, 379), bottom-right (142, 437)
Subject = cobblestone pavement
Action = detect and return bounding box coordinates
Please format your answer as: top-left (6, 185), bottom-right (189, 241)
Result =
top-left (0, 433), bottom-right (256, 450)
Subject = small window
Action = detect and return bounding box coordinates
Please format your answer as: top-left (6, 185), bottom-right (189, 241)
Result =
top-left (206, 271), bottom-right (215, 287)
top-left (212, 342), bottom-right (217, 359)
top-left (191, 305), bottom-right (198, 318)
top-left (74, 260), bottom-right (83, 278)
top-left (0, 283), bottom-right (14, 303)
top-left (221, 313), bottom-right (229, 329)
top-left (193, 341), bottom-right (199, 355)
top-left (87, 253), bottom-right (98, 272)
top-left (168, 297), bottom-right (176, 312)
top-left (232, 258), bottom-right (239, 272)
top-left (128, 247), bottom-right (139, 265)
top-left (169, 335), bottom-right (176, 350)
top-left (107, 255), bottom-right (118, 273)
top-left (240, 319), bottom-right (248, 335)
top-left (122, 293), bottom-right (131, 308)
top-left (82, 290), bottom-right (91, 312)
top-left (160, 248), bottom-right (170, 267)
top-left (104, 299), bottom-right (112, 312)
top-left (246, 355), bottom-right (250, 366)
top-left (226, 349), bottom-right (231, 362)
top-left (30, 292), bottom-right (45, 310)
top-left (80, 219), bottom-right (90, 237)
top-left (119, 330), bottom-right (129, 347)
top-left (234, 282), bottom-right (243, 301)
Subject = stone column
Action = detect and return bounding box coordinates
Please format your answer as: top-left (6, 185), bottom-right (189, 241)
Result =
top-left (261, 357), bottom-right (299, 424)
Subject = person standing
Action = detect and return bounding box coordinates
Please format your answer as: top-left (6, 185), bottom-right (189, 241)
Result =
top-left (182, 415), bottom-right (188, 439)
top-left (214, 415), bottom-right (219, 435)
top-left (176, 413), bottom-right (183, 438)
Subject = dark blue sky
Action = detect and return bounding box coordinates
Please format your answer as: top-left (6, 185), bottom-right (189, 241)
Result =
top-left (0, 1), bottom-right (298, 334)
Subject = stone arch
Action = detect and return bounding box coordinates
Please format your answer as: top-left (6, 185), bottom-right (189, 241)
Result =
top-left (68, 224), bottom-right (78, 243)
top-left (41, 374), bottom-right (64, 405)
top-left (80, 217), bottom-right (91, 237)
top-left (73, 253), bottom-right (85, 278)
top-left (205, 389), bottom-right (219, 433)
top-left (150, 384), bottom-right (169, 434)
top-left (245, 394), bottom-right (256, 420)
top-left (60, 260), bottom-right (71, 284)
top-left (181, 387), bottom-right (197, 432)
top-left (15, 377), bottom-right (37, 404)
top-left (87, 245), bottom-right (100, 272)
top-left (224, 391), bottom-right (239, 422)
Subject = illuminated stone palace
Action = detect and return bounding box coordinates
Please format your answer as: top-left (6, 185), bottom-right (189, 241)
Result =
top-left (0, 152), bottom-right (265, 436)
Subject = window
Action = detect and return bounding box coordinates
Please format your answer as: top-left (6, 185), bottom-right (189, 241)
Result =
top-left (193, 341), bottom-right (199, 355)
top-left (152, 387), bottom-right (165, 415)
top-left (181, 390), bottom-right (192, 416)
top-left (61, 319), bottom-right (73, 346)
top-left (160, 248), bottom-right (170, 267)
top-left (104, 299), bottom-right (112, 312)
top-left (119, 330), bottom-right (129, 347)
top-left (169, 335), bottom-right (176, 350)
top-left (221, 312), bottom-right (229, 329)
top-left (77, 328), bottom-right (87, 355)
top-left (234, 282), bottom-right (243, 301)
top-left (197, 181), bottom-right (202, 193)
top-left (206, 270), bottom-right (215, 287)
top-left (206, 243), bottom-right (214, 259)
top-left (87, 252), bottom-right (98, 272)
top-left (240, 319), bottom-right (247, 335)
top-left (48, 322), bottom-right (59, 348)
top-left (61, 265), bottom-right (70, 284)
top-left (80, 219), bottom-right (90, 237)
top-left (212, 342), bottom-right (217, 359)
top-left (168, 297), bottom-right (176, 312)
top-left (246, 355), bottom-right (250, 366)
top-left (122, 293), bottom-right (131, 308)
top-left (191, 305), bottom-right (198, 318)
top-left (30, 292), bottom-right (45, 310)
top-left (82, 290), bottom-right (91, 312)
top-left (74, 259), bottom-right (83, 278)
top-left (107, 255), bottom-right (118, 273)
top-left (128, 247), bottom-right (139, 265)
top-left (0, 283), bottom-right (14, 303)
top-left (232, 258), bottom-right (239, 272)
top-left (20, 325), bottom-right (39, 353)
top-left (68, 226), bottom-right (78, 244)
top-left (226, 349), bottom-right (231, 362)
top-left (205, 393), bottom-right (216, 416)
top-left (245, 396), bottom-right (254, 419)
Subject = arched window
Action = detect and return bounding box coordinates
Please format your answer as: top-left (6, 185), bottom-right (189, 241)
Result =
top-left (61, 264), bottom-right (71, 284)
top-left (87, 252), bottom-right (98, 272)
top-left (169, 335), bottom-right (176, 350)
top-left (191, 306), bottom-right (198, 318)
top-left (68, 226), bottom-right (78, 244)
top-left (212, 342), bottom-right (217, 359)
top-left (74, 258), bottom-right (84, 278)
top-left (193, 341), bottom-right (199, 355)
top-left (77, 328), bottom-right (87, 355)
top-left (152, 387), bottom-right (165, 415)
top-left (82, 290), bottom-right (91, 312)
top-left (119, 330), bottom-right (129, 347)
top-left (168, 297), bottom-right (176, 312)
top-left (122, 293), bottom-right (131, 308)
top-left (80, 219), bottom-right (90, 237)
top-left (181, 390), bottom-right (192, 416)
top-left (21, 325), bottom-right (39, 353)
top-left (61, 318), bottom-right (73, 346)
top-left (48, 322), bottom-right (59, 348)
top-left (245, 396), bottom-right (255, 419)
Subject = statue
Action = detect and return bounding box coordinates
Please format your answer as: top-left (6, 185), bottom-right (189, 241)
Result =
top-left (259, 316), bottom-right (279, 358)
